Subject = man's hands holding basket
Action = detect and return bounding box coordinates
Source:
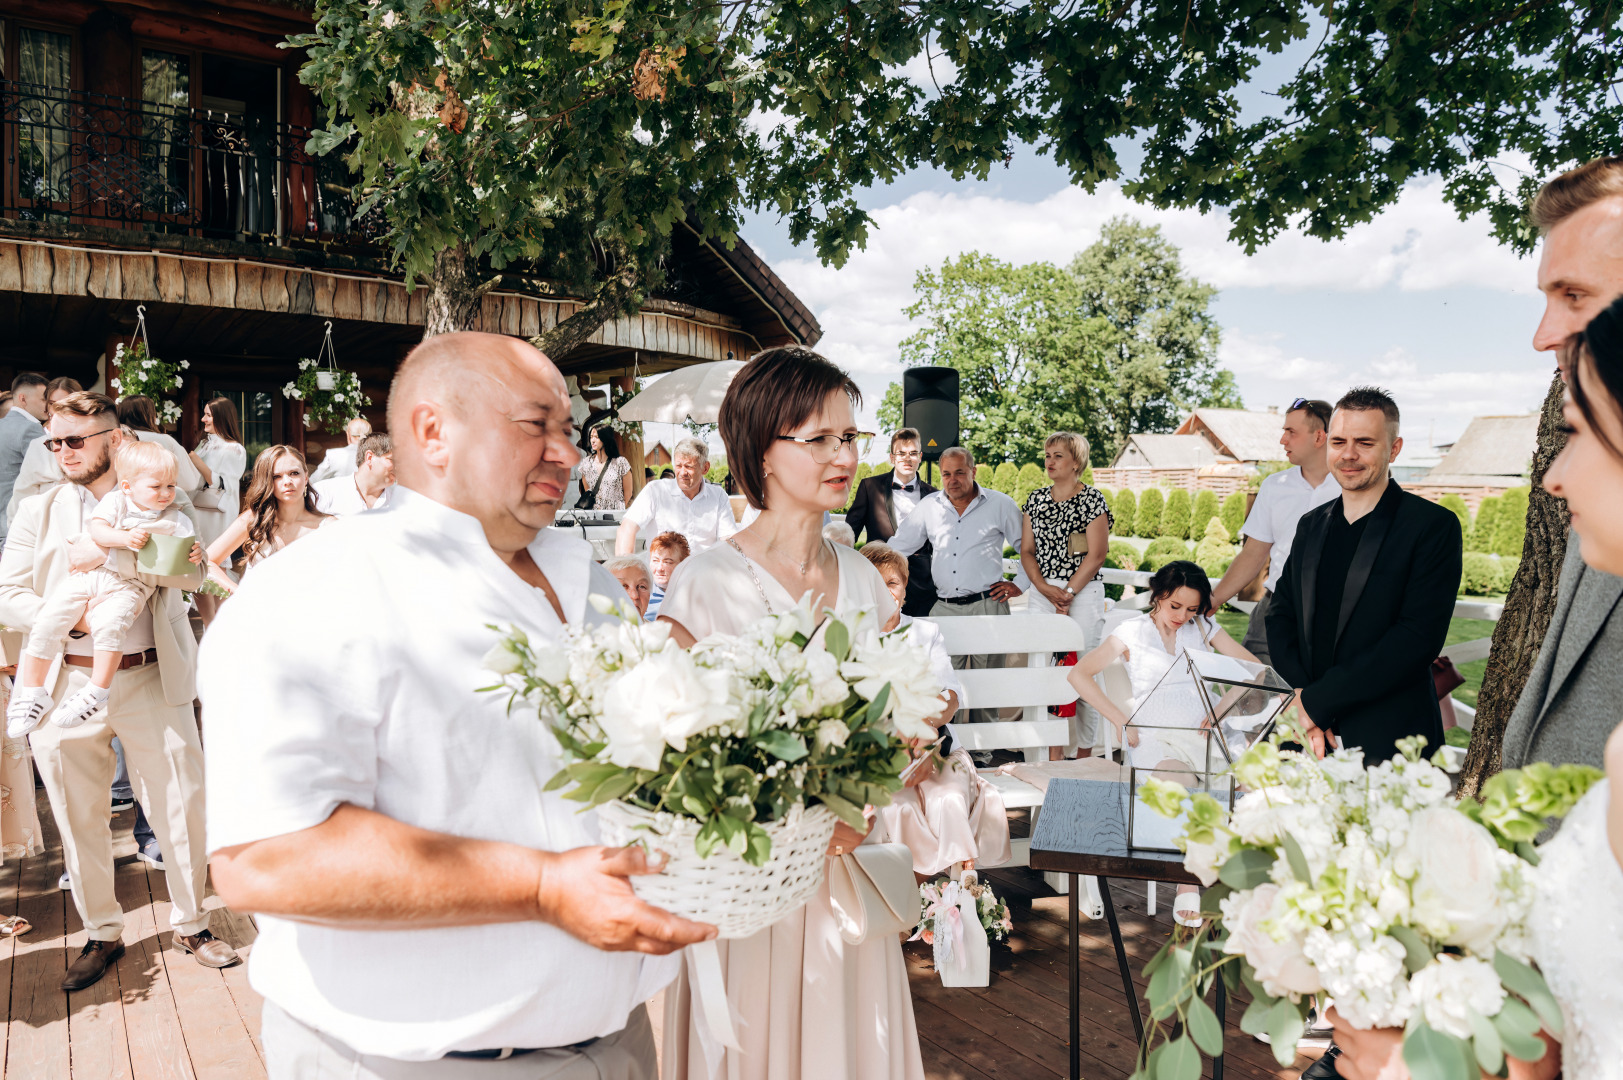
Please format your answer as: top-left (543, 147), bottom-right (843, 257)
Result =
top-left (537, 845), bottom-right (716, 955)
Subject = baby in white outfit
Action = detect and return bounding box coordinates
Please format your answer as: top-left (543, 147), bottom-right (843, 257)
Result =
top-left (7, 441), bottom-right (197, 736)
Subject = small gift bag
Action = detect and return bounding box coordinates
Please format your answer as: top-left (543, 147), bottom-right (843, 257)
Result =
top-left (933, 879), bottom-right (990, 988)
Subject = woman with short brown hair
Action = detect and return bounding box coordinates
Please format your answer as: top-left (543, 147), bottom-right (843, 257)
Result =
top-left (657, 345), bottom-right (924, 1080)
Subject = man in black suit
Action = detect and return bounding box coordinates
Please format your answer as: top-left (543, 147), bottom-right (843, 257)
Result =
top-left (845, 427), bottom-right (938, 615)
top-left (1266, 387), bottom-right (1462, 764)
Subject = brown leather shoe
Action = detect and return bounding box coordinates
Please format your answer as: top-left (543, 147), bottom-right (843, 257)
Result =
top-left (62, 939), bottom-right (125, 991)
top-left (174, 929), bottom-right (240, 969)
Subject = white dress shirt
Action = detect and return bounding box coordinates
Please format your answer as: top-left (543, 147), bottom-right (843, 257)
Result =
top-left (313, 475), bottom-right (393, 517)
top-left (888, 486), bottom-right (1024, 598)
top-left (1240, 466), bottom-right (1341, 592)
top-left (621, 478), bottom-right (735, 552)
top-left (308, 443), bottom-right (359, 485)
top-left (890, 475), bottom-right (923, 522)
top-left (199, 487), bottom-right (678, 1059)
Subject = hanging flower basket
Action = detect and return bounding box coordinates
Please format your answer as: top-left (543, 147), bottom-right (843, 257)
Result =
top-left (282, 322), bottom-right (370, 434)
top-left (111, 305), bottom-right (186, 428)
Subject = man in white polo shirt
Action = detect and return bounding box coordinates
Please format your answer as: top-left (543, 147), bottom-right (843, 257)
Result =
top-left (1211, 398), bottom-right (1338, 665)
top-left (313, 433), bottom-right (394, 516)
top-left (613, 436), bottom-right (735, 555)
top-left (889, 446), bottom-right (1024, 733)
top-left (201, 332), bottom-right (712, 1078)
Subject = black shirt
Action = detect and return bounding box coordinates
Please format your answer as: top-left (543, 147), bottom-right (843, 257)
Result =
top-left (1310, 499), bottom-right (1370, 682)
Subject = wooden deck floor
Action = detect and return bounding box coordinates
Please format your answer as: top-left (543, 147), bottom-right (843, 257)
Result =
top-left (0, 787), bottom-right (1318, 1080)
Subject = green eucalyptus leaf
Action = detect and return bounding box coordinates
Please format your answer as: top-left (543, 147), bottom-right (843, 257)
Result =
top-left (756, 730), bottom-right (808, 762)
top-left (1390, 924), bottom-right (1435, 974)
top-left (1150, 1035), bottom-right (1200, 1080)
top-left (1466, 1008), bottom-right (1505, 1076)
top-left (1239, 995), bottom-right (1274, 1036)
top-left (1493, 952), bottom-right (1563, 1035)
top-left (817, 791), bottom-right (867, 829)
top-left (1146, 947), bottom-right (1192, 1018)
top-left (1186, 995), bottom-right (1224, 1057)
top-left (1280, 832), bottom-right (1312, 884)
top-left (1218, 849), bottom-right (1276, 890)
top-left (1402, 1022), bottom-right (1475, 1080)
top-left (1264, 999), bottom-right (1304, 1067)
top-left (825, 620), bottom-right (850, 662)
top-left (1490, 999), bottom-right (1547, 1062)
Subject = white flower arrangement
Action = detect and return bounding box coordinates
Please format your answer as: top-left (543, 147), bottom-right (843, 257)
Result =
top-left (913, 874), bottom-right (1012, 946)
top-left (283, 358), bottom-right (370, 434)
top-left (111, 341), bottom-right (187, 427)
top-left (1133, 729), bottom-right (1601, 1080)
top-left (484, 593), bottom-right (947, 867)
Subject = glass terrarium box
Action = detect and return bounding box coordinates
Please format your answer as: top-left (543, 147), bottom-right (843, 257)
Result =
top-left (1125, 649), bottom-right (1295, 853)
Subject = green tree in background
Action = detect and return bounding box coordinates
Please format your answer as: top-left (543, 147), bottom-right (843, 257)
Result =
top-left (1136, 488), bottom-right (1165, 538)
top-left (1439, 494), bottom-right (1473, 540)
top-left (1014, 463), bottom-right (1047, 512)
top-left (1494, 488), bottom-right (1531, 558)
top-left (1113, 489), bottom-right (1137, 537)
top-left (1160, 488), bottom-right (1192, 539)
top-left (1219, 492), bottom-right (1247, 541)
top-left (1471, 496), bottom-right (1503, 554)
top-left (1195, 518), bottom-right (1237, 575)
top-left (975, 463), bottom-right (994, 490)
top-left (877, 383), bottom-right (905, 435)
top-left (991, 462), bottom-right (1020, 495)
top-left (1191, 489), bottom-right (1220, 542)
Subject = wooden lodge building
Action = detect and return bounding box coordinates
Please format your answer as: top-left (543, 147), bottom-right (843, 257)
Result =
top-left (0, 0), bottom-right (820, 467)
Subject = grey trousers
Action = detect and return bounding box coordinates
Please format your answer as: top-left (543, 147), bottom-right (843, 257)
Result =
top-left (1241, 590), bottom-right (1272, 668)
top-left (930, 594), bottom-right (1011, 725)
top-left (263, 1002), bottom-right (658, 1080)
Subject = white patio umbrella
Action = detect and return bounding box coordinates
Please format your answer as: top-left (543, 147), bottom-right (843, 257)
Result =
top-left (615, 360), bottom-right (744, 425)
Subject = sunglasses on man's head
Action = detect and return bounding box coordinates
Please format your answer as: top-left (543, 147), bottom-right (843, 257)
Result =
top-left (1289, 397), bottom-right (1333, 423)
top-left (43, 428), bottom-right (116, 453)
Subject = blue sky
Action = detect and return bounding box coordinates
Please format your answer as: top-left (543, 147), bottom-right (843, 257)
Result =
top-left (643, 47), bottom-right (1558, 464)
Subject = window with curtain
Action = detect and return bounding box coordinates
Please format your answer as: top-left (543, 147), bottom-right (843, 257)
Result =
top-left (142, 50), bottom-right (191, 215)
top-left (17, 27), bottom-right (73, 206)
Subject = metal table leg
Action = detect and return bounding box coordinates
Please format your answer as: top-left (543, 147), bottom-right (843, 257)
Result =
top-left (1098, 877), bottom-right (1144, 1044)
top-left (1214, 970), bottom-right (1227, 1080)
top-left (1069, 874), bottom-right (1080, 1080)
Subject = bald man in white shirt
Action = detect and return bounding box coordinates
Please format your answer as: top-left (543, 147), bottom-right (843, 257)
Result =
top-left (201, 333), bottom-right (712, 1078)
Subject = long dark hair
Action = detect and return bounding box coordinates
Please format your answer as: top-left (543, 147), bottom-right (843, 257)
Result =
top-left (1568, 294), bottom-right (1623, 460)
top-left (592, 424), bottom-right (622, 461)
top-left (242, 445), bottom-right (325, 561)
top-left (116, 395), bottom-right (159, 432)
top-left (198, 396), bottom-right (242, 448)
top-left (1148, 560), bottom-right (1214, 618)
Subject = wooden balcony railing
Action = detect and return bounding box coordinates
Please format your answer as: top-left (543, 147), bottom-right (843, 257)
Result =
top-left (0, 80), bottom-right (384, 247)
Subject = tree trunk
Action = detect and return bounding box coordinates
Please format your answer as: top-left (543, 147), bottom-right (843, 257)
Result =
top-left (1457, 374), bottom-right (1569, 797)
top-left (531, 259), bottom-right (642, 362)
top-left (422, 243), bottom-right (495, 337)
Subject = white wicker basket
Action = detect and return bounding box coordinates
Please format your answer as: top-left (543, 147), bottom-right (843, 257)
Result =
top-left (596, 800), bottom-right (839, 939)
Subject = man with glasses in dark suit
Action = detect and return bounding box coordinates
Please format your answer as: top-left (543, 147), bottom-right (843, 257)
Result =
top-left (845, 427), bottom-right (938, 615)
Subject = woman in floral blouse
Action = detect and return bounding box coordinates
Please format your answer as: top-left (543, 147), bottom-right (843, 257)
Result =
top-left (1019, 431), bottom-right (1113, 758)
top-left (578, 425), bottom-right (634, 510)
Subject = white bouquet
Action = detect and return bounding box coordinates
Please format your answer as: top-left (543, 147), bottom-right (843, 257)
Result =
top-left (1135, 728), bottom-right (1600, 1080)
top-left (484, 594), bottom-right (947, 936)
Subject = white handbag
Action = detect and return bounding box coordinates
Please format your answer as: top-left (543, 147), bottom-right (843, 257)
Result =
top-left (826, 842), bottom-right (918, 945)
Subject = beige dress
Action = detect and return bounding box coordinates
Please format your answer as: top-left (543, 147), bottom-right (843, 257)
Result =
top-left (657, 541), bottom-right (924, 1080)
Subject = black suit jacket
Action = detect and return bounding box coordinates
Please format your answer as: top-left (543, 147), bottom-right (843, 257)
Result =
top-left (847, 470), bottom-right (938, 616)
top-left (1265, 480), bottom-right (1462, 764)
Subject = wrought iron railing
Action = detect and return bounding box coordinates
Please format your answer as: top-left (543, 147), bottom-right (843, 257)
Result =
top-left (0, 80), bottom-right (384, 246)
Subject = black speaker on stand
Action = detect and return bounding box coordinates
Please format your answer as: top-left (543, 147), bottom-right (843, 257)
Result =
top-left (903, 367), bottom-right (959, 486)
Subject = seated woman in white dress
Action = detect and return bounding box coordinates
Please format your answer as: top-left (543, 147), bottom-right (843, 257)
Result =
top-left (658, 345), bottom-right (926, 1080)
top-left (860, 541), bottom-right (1012, 877)
top-left (1066, 560), bottom-right (1261, 925)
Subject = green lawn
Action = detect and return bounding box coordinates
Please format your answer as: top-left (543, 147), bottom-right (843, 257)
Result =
top-left (1213, 610), bottom-right (1495, 708)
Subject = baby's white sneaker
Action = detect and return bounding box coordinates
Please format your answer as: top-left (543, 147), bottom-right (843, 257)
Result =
top-left (53, 685), bottom-right (109, 729)
top-left (6, 687), bottom-right (54, 738)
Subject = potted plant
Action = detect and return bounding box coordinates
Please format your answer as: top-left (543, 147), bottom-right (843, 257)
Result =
top-left (110, 339), bottom-right (187, 429)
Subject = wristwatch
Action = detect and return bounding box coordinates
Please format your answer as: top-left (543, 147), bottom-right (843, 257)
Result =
top-left (1063, 585), bottom-right (1075, 597)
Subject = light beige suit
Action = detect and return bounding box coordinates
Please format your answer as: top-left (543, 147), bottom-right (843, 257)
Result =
top-left (0, 484), bottom-right (210, 941)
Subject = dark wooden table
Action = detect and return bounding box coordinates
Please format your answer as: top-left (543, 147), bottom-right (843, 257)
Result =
top-left (1028, 778), bottom-right (1226, 1080)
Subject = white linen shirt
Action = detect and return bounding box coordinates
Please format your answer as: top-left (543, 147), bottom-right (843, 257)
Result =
top-left (198, 486), bottom-right (678, 1059)
top-left (313, 475), bottom-right (393, 517)
top-left (890, 476), bottom-right (924, 522)
top-left (888, 486), bottom-right (1023, 598)
top-left (1240, 465), bottom-right (1340, 592)
top-left (621, 478), bottom-right (735, 552)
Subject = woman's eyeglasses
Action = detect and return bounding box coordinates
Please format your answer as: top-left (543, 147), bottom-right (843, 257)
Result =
top-left (776, 432), bottom-right (874, 464)
top-left (43, 428), bottom-right (116, 453)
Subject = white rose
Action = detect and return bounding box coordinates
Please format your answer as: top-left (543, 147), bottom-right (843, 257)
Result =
top-left (1220, 885), bottom-right (1322, 998)
top-left (842, 629), bottom-right (946, 741)
top-left (1183, 831), bottom-right (1232, 887)
top-left (481, 639), bottom-right (524, 676)
top-left (601, 650), bottom-right (735, 767)
top-left (1403, 807), bottom-right (1508, 953)
top-left (1408, 955), bottom-right (1505, 1039)
top-left (815, 718), bottom-right (850, 751)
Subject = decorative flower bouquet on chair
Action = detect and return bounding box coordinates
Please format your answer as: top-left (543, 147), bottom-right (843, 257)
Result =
top-left (483, 595), bottom-right (946, 939)
top-left (1133, 726), bottom-right (1600, 1080)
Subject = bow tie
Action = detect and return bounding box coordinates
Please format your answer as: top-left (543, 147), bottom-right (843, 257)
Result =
top-left (893, 482), bottom-right (915, 492)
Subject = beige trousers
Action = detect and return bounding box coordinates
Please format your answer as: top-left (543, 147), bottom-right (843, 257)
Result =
top-left (29, 662), bottom-right (209, 941)
top-left (263, 1002), bottom-right (658, 1080)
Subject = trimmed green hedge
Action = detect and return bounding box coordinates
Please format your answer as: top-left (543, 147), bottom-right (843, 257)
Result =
top-left (1140, 536), bottom-right (1192, 572)
top-left (1113, 489), bottom-right (1137, 536)
top-left (1160, 488), bottom-right (1192, 539)
top-left (1135, 488), bottom-right (1165, 538)
top-left (1190, 489), bottom-right (1220, 541)
top-left (1219, 491), bottom-right (1247, 540)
